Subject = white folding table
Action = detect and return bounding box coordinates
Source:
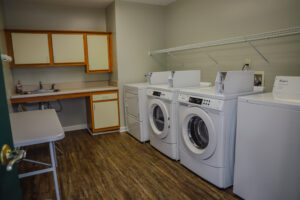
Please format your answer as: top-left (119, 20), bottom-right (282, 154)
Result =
top-left (10, 109), bottom-right (65, 200)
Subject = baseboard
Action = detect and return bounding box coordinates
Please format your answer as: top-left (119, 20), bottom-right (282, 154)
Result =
top-left (63, 124), bottom-right (127, 133)
top-left (63, 124), bottom-right (87, 132)
top-left (119, 126), bottom-right (127, 133)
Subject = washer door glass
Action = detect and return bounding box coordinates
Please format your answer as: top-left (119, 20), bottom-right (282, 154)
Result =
top-left (182, 107), bottom-right (217, 159)
top-left (153, 105), bottom-right (165, 131)
top-left (188, 116), bottom-right (209, 149)
top-left (148, 99), bottom-right (169, 139)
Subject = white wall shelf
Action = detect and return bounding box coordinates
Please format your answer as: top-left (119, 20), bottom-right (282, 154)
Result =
top-left (149, 26), bottom-right (300, 64)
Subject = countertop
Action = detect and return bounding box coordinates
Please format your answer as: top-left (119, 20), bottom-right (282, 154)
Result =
top-left (11, 81), bottom-right (118, 101)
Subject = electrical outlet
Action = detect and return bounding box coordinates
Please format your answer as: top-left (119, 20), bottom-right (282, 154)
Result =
top-left (244, 58), bottom-right (252, 69)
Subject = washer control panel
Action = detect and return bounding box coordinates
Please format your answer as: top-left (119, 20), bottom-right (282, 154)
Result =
top-left (147, 89), bottom-right (173, 101)
top-left (178, 94), bottom-right (223, 110)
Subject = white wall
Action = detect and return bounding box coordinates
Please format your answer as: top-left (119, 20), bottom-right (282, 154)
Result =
top-left (12, 66), bottom-right (109, 85)
top-left (3, 0), bottom-right (106, 31)
top-left (114, 0), bottom-right (166, 127)
top-left (164, 0), bottom-right (300, 91)
top-left (3, 0), bottom-right (109, 128)
top-left (106, 2), bottom-right (118, 83)
top-left (0, 0), bottom-right (13, 112)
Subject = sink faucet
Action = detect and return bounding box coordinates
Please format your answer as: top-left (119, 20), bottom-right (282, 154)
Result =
top-left (39, 81), bottom-right (43, 89)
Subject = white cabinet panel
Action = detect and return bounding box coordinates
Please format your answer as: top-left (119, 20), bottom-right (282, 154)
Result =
top-left (93, 101), bottom-right (119, 129)
top-left (52, 34), bottom-right (85, 63)
top-left (11, 33), bottom-right (50, 64)
top-left (87, 35), bottom-right (109, 71)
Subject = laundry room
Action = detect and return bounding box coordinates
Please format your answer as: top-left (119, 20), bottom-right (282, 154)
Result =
top-left (0, 0), bottom-right (299, 199)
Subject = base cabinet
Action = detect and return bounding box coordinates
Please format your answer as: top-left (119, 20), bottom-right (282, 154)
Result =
top-left (93, 101), bottom-right (119, 129)
top-left (88, 91), bottom-right (120, 134)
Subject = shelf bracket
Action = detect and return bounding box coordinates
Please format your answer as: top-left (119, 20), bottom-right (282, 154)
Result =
top-left (205, 53), bottom-right (218, 64)
top-left (247, 41), bottom-right (270, 64)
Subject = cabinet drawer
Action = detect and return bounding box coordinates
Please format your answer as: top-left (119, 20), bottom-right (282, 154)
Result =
top-left (93, 93), bottom-right (117, 101)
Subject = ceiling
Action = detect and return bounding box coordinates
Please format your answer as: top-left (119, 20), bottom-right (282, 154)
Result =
top-left (122, 0), bottom-right (176, 6)
top-left (14, 0), bottom-right (176, 8)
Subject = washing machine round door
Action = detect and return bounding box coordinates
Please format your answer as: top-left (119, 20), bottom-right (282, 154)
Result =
top-left (182, 107), bottom-right (217, 159)
top-left (148, 99), bottom-right (169, 139)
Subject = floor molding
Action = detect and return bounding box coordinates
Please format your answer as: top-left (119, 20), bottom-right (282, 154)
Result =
top-left (63, 124), bottom-right (87, 132)
top-left (119, 126), bottom-right (128, 133)
top-left (63, 124), bottom-right (127, 133)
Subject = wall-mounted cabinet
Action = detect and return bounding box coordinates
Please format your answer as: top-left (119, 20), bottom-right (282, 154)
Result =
top-left (5, 30), bottom-right (113, 73)
top-left (86, 34), bottom-right (112, 72)
top-left (52, 33), bottom-right (85, 64)
top-left (11, 33), bottom-right (50, 65)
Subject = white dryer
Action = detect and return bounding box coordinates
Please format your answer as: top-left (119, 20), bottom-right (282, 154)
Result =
top-left (124, 71), bottom-right (172, 142)
top-left (124, 83), bottom-right (149, 142)
top-left (177, 87), bottom-right (264, 188)
top-left (233, 76), bottom-right (300, 200)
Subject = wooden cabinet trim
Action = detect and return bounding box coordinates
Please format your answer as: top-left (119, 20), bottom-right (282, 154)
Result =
top-left (90, 90), bottom-right (120, 132)
top-left (92, 90), bottom-right (118, 96)
top-left (5, 30), bottom-right (112, 71)
top-left (48, 33), bottom-right (54, 65)
top-left (10, 90), bottom-right (118, 103)
top-left (5, 29), bottom-right (112, 35)
top-left (92, 126), bottom-right (120, 133)
top-left (7, 32), bottom-right (51, 67)
top-left (85, 34), bottom-right (113, 73)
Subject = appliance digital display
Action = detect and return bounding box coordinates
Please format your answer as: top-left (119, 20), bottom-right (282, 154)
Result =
top-left (153, 91), bottom-right (161, 96)
top-left (189, 97), bottom-right (203, 105)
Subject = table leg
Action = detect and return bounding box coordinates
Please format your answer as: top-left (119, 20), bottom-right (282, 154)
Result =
top-left (49, 142), bottom-right (60, 200)
top-left (53, 142), bottom-right (58, 167)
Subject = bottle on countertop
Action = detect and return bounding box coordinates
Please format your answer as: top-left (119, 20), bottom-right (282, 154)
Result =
top-left (16, 80), bottom-right (23, 94)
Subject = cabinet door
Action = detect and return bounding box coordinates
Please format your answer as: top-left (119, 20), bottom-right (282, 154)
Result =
top-left (87, 34), bottom-right (110, 71)
top-left (93, 100), bottom-right (119, 129)
top-left (52, 34), bottom-right (85, 63)
top-left (11, 33), bottom-right (50, 64)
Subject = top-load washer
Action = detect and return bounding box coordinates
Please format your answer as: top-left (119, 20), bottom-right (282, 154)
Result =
top-left (146, 70), bottom-right (210, 160)
top-left (124, 71), bottom-right (171, 142)
top-left (177, 71), bottom-right (264, 188)
top-left (233, 76), bottom-right (300, 200)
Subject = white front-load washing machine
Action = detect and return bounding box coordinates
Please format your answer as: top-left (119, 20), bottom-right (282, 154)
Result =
top-left (147, 85), bottom-right (180, 160)
top-left (177, 87), bottom-right (264, 188)
top-left (146, 81), bottom-right (212, 160)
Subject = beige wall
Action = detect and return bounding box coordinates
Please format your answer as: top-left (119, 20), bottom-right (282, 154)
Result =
top-left (164, 0), bottom-right (300, 91)
top-left (2, 0), bottom-right (108, 128)
top-left (0, 0), bottom-right (13, 112)
top-left (106, 2), bottom-right (118, 83)
top-left (12, 66), bottom-right (109, 85)
top-left (3, 0), bottom-right (106, 31)
top-left (114, 0), bottom-right (166, 128)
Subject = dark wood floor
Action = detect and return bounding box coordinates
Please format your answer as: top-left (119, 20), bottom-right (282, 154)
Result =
top-left (19, 130), bottom-right (240, 200)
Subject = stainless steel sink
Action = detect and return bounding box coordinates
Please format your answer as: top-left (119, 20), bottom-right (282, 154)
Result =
top-left (23, 89), bottom-right (60, 95)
